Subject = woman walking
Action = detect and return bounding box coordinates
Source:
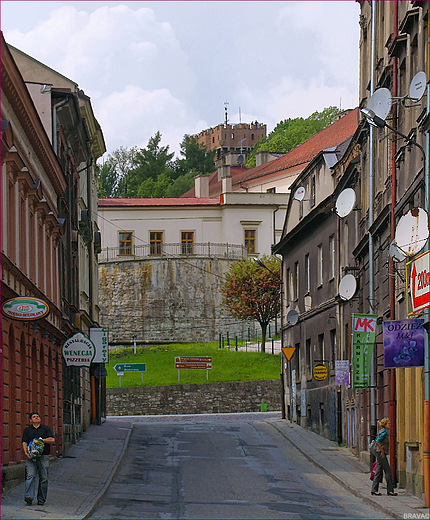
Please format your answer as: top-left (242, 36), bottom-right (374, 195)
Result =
top-left (371, 417), bottom-right (397, 496)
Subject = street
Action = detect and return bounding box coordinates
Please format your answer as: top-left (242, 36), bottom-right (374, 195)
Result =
top-left (89, 414), bottom-right (386, 520)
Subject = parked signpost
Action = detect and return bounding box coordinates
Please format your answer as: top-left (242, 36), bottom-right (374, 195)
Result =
top-left (175, 356), bottom-right (212, 381)
top-left (113, 363), bottom-right (146, 387)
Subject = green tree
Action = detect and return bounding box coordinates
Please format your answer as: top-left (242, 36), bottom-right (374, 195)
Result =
top-left (175, 135), bottom-right (216, 178)
top-left (165, 170), bottom-right (197, 197)
top-left (97, 146), bottom-right (138, 198)
top-left (246, 106), bottom-right (341, 167)
top-left (221, 255), bottom-right (281, 353)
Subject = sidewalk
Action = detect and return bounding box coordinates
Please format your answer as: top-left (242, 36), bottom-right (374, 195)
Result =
top-left (1, 416), bottom-right (428, 520)
top-left (268, 419), bottom-right (429, 520)
top-left (1, 419), bottom-right (133, 520)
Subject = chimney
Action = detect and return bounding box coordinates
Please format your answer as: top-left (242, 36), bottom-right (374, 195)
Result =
top-left (195, 175), bottom-right (210, 198)
top-left (222, 175), bottom-right (232, 193)
top-left (218, 164), bottom-right (231, 181)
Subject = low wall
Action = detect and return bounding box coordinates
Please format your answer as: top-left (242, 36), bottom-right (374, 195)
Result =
top-left (107, 380), bottom-right (281, 416)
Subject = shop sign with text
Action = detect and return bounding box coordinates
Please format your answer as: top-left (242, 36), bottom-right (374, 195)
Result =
top-left (352, 314), bottom-right (378, 389)
top-left (383, 319), bottom-right (425, 368)
top-left (1, 297), bottom-right (49, 321)
top-left (62, 333), bottom-right (95, 367)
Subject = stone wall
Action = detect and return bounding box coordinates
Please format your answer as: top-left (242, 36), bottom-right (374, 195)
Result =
top-left (99, 257), bottom-right (258, 344)
top-left (107, 380), bottom-right (281, 416)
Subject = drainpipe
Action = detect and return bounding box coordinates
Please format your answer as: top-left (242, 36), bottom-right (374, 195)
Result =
top-left (389, 0), bottom-right (398, 485)
top-left (369, 0), bottom-right (376, 445)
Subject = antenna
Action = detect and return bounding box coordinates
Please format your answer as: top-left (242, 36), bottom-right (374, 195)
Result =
top-left (287, 310), bottom-right (299, 325)
top-left (409, 71), bottom-right (426, 102)
top-left (239, 107), bottom-right (242, 124)
top-left (335, 188), bottom-right (356, 218)
top-left (394, 207), bottom-right (429, 256)
top-left (338, 274), bottom-right (357, 301)
top-left (237, 154), bottom-right (244, 165)
top-left (366, 87), bottom-right (392, 121)
top-left (293, 187), bottom-right (306, 202)
top-left (389, 240), bottom-right (406, 262)
top-left (224, 101), bottom-right (229, 125)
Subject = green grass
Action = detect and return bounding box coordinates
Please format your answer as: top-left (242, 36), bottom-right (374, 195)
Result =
top-left (106, 342), bottom-right (281, 388)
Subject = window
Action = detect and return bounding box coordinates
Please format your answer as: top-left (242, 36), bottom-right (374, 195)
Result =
top-left (294, 261), bottom-right (299, 300)
top-left (286, 268), bottom-right (290, 304)
top-left (306, 338), bottom-right (311, 375)
top-left (266, 187), bottom-right (276, 193)
top-left (150, 232), bottom-right (163, 255)
top-left (119, 232), bottom-right (133, 255)
top-left (244, 230), bottom-right (255, 254)
top-left (310, 175), bottom-right (316, 207)
top-left (330, 329), bottom-right (337, 368)
top-left (317, 244), bottom-right (323, 286)
top-left (305, 254), bottom-right (310, 294)
top-left (318, 333), bottom-right (325, 363)
top-left (329, 235), bottom-right (335, 280)
top-left (181, 231), bottom-right (194, 254)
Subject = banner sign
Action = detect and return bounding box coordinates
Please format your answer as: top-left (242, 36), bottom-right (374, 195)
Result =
top-left (352, 314), bottom-right (378, 389)
top-left (382, 320), bottom-right (425, 368)
top-left (62, 333), bottom-right (95, 367)
top-left (406, 251), bottom-right (430, 314)
top-left (335, 360), bottom-right (350, 386)
top-left (90, 327), bottom-right (109, 363)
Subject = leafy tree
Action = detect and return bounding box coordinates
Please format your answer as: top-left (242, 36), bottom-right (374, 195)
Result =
top-left (175, 135), bottom-right (216, 177)
top-left (165, 170), bottom-right (197, 197)
top-left (97, 161), bottom-right (117, 198)
top-left (97, 146), bottom-right (138, 198)
top-left (221, 255), bottom-right (281, 353)
top-left (246, 106), bottom-right (341, 167)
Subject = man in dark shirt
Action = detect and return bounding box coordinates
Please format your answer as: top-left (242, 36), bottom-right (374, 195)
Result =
top-left (21, 412), bottom-right (55, 506)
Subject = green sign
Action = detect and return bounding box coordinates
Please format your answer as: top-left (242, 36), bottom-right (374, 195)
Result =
top-left (114, 363), bottom-right (146, 373)
top-left (352, 314), bottom-right (378, 389)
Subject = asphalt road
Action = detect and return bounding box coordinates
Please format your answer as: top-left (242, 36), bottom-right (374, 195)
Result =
top-left (89, 413), bottom-right (386, 520)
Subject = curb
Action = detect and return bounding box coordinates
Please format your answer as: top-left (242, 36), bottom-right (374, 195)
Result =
top-left (266, 420), bottom-right (398, 520)
top-left (80, 423), bottom-right (133, 520)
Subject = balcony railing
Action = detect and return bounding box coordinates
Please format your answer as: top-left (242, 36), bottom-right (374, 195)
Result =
top-left (100, 242), bottom-right (248, 262)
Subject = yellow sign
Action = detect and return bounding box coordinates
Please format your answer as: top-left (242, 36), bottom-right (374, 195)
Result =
top-left (281, 347), bottom-right (296, 361)
top-left (313, 364), bottom-right (328, 381)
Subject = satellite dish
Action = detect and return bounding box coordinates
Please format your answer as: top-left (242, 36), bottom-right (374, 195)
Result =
top-left (294, 187), bottom-right (306, 201)
top-left (287, 310), bottom-right (299, 325)
top-left (409, 71), bottom-right (426, 101)
top-left (338, 274), bottom-right (357, 301)
top-left (389, 240), bottom-right (406, 262)
top-left (335, 188), bottom-right (356, 218)
top-left (395, 207), bottom-right (429, 256)
top-left (237, 154), bottom-right (244, 165)
top-left (367, 87), bottom-right (392, 121)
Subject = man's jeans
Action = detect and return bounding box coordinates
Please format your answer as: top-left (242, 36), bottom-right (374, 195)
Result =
top-left (25, 455), bottom-right (49, 503)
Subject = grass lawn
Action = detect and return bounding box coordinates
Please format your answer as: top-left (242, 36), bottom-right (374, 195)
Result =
top-left (106, 343), bottom-right (281, 388)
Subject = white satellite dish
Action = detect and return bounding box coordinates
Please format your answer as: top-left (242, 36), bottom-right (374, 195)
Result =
top-left (367, 88), bottom-right (392, 121)
top-left (395, 207), bottom-right (429, 256)
top-left (287, 310), bottom-right (299, 325)
top-left (389, 240), bottom-right (406, 262)
top-left (338, 274), bottom-right (357, 301)
top-left (335, 188), bottom-right (356, 218)
top-left (294, 187), bottom-right (306, 202)
top-left (409, 71), bottom-right (427, 101)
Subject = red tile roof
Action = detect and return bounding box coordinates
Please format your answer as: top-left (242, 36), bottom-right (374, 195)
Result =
top-left (98, 197), bottom-right (220, 207)
top-left (182, 108), bottom-right (360, 197)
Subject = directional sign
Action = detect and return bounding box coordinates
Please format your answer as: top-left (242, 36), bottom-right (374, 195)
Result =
top-left (113, 363), bottom-right (146, 373)
top-left (177, 356), bottom-right (212, 363)
top-left (407, 251), bottom-right (430, 314)
top-left (175, 362), bottom-right (212, 370)
top-left (281, 347), bottom-right (296, 361)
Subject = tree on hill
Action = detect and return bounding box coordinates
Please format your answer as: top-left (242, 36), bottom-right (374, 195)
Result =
top-left (221, 255), bottom-right (281, 353)
top-left (245, 106), bottom-right (341, 167)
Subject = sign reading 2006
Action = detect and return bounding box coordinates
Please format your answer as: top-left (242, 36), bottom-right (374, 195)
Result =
top-left (1, 297), bottom-right (50, 321)
top-left (62, 333), bottom-right (95, 367)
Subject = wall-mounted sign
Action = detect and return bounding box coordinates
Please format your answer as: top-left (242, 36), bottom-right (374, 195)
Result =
top-left (1, 297), bottom-right (49, 321)
top-left (383, 319), bottom-right (425, 368)
top-left (90, 327), bottom-right (109, 363)
top-left (406, 251), bottom-right (430, 314)
top-left (62, 333), bottom-right (95, 367)
top-left (335, 360), bottom-right (350, 386)
top-left (352, 314), bottom-right (378, 389)
top-left (313, 364), bottom-right (328, 381)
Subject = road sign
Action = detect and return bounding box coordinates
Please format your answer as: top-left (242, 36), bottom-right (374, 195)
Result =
top-left (175, 357), bottom-right (212, 368)
top-left (407, 251), bottom-right (430, 314)
top-left (113, 363), bottom-right (146, 373)
top-left (313, 364), bottom-right (328, 381)
top-left (281, 347), bottom-right (296, 361)
top-left (175, 362), bottom-right (212, 369)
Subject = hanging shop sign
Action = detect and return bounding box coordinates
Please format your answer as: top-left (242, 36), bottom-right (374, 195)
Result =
top-left (406, 251), bottom-right (430, 315)
top-left (335, 360), bottom-right (350, 386)
top-left (382, 319), bottom-right (425, 368)
top-left (62, 333), bottom-right (95, 367)
top-left (351, 314), bottom-right (378, 389)
top-left (1, 297), bottom-right (49, 321)
top-left (90, 327), bottom-right (109, 363)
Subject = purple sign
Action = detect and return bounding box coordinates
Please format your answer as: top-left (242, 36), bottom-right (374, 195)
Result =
top-left (335, 360), bottom-right (350, 386)
top-left (383, 320), bottom-right (425, 368)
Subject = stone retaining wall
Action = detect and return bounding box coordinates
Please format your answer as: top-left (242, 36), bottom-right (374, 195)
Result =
top-left (107, 380), bottom-right (281, 416)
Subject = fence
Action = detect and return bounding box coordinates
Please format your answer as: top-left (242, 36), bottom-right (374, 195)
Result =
top-left (100, 242), bottom-right (248, 262)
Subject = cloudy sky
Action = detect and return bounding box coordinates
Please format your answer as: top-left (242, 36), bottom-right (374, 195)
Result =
top-left (1, 1), bottom-right (360, 159)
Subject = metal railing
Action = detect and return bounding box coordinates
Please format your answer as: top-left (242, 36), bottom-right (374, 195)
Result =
top-left (100, 242), bottom-right (248, 262)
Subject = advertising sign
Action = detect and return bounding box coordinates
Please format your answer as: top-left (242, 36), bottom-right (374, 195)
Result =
top-left (352, 314), bottom-right (378, 389)
top-left (90, 327), bottom-right (109, 363)
top-left (62, 333), bottom-right (95, 367)
top-left (335, 360), bottom-right (350, 386)
top-left (313, 364), bottom-right (328, 381)
top-left (291, 369), bottom-right (297, 422)
top-left (382, 319), bottom-right (425, 368)
top-left (1, 297), bottom-right (49, 321)
top-left (406, 251), bottom-right (430, 314)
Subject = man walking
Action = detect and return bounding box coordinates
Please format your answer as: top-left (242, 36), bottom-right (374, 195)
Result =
top-left (21, 412), bottom-right (55, 506)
